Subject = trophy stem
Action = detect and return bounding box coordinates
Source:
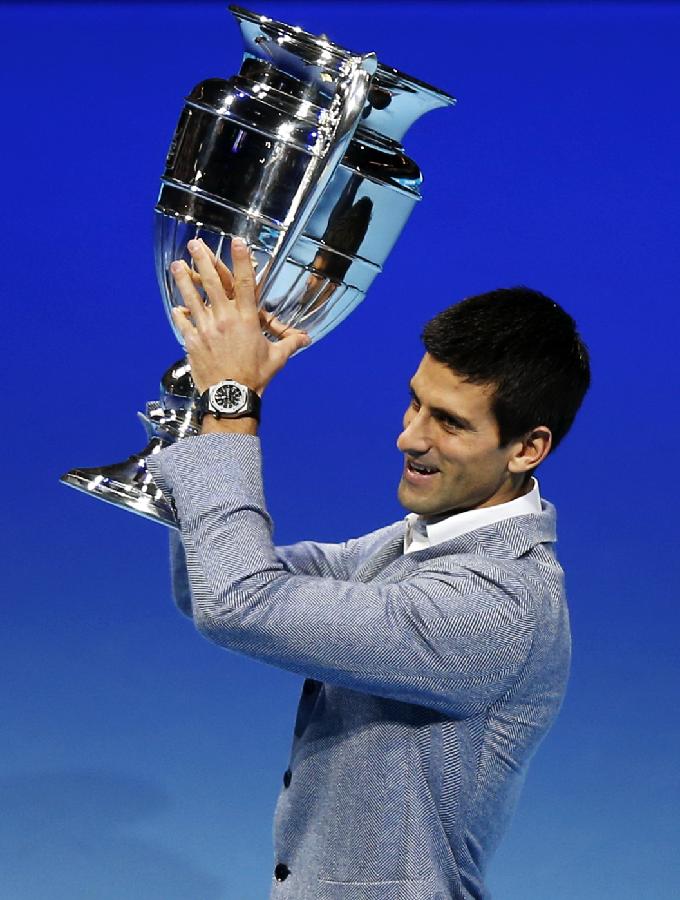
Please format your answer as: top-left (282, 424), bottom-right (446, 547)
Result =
top-left (60, 357), bottom-right (198, 528)
top-left (61, 436), bottom-right (179, 528)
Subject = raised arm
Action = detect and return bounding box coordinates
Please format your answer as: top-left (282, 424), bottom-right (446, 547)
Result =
top-left (153, 238), bottom-right (545, 717)
top-left (149, 434), bottom-right (540, 719)
top-left (168, 514), bottom-right (396, 617)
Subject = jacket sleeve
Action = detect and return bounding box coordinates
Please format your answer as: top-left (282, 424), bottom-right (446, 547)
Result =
top-left (168, 511), bottom-right (381, 617)
top-left (169, 530), bottom-right (194, 618)
top-left (148, 434), bottom-right (538, 718)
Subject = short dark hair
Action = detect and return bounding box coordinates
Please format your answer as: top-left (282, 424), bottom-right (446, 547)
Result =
top-left (421, 287), bottom-right (590, 451)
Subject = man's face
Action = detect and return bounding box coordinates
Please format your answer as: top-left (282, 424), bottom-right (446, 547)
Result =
top-left (396, 353), bottom-right (521, 520)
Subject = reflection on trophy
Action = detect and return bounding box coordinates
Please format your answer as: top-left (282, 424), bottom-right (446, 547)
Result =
top-left (60, 5), bottom-right (455, 527)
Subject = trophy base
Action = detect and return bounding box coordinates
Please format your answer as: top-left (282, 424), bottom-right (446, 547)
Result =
top-left (60, 437), bottom-right (178, 528)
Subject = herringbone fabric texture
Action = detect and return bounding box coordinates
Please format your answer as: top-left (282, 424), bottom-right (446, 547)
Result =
top-left (148, 434), bottom-right (571, 900)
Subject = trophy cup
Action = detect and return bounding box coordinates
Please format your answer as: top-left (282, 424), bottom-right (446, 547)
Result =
top-left (61, 5), bottom-right (455, 527)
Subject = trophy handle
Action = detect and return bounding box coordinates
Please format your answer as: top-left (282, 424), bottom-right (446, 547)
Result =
top-left (257, 52), bottom-right (378, 308)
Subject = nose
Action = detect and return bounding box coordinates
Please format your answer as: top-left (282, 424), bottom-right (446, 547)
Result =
top-left (396, 406), bottom-right (432, 455)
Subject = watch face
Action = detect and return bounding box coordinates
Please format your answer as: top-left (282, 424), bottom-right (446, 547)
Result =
top-left (211, 381), bottom-right (247, 414)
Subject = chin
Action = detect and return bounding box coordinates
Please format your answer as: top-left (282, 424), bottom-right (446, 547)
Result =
top-left (398, 482), bottom-right (438, 517)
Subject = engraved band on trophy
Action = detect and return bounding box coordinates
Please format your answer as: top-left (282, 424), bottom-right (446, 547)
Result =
top-left (60, 5), bottom-right (455, 528)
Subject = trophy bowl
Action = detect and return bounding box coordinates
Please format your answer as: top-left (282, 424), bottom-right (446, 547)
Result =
top-left (61, 5), bottom-right (455, 527)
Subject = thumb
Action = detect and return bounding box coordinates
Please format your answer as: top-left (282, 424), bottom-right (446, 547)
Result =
top-left (277, 330), bottom-right (312, 360)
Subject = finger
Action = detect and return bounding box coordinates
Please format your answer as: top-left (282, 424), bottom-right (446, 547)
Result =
top-left (186, 255), bottom-right (235, 302)
top-left (264, 314), bottom-right (313, 350)
top-left (171, 260), bottom-right (209, 326)
top-left (274, 329), bottom-right (312, 362)
top-left (171, 305), bottom-right (198, 342)
top-left (198, 239), bottom-right (235, 298)
top-left (187, 239), bottom-right (231, 314)
top-left (259, 310), bottom-right (292, 339)
top-left (231, 237), bottom-right (258, 315)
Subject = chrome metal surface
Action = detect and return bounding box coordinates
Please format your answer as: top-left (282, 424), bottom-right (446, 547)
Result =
top-left (256, 51), bottom-right (377, 310)
top-left (159, 357), bottom-right (195, 406)
top-left (139, 401), bottom-right (200, 442)
top-left (61, 438), bottom-right (178, 528)
top-left (62, 5), bottom-right (455, 527)
top-left (155, 7), bottom-right (455, 347)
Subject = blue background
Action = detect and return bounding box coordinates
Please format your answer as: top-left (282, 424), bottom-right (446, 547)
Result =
top-left (3, 2), bottom-right (679, 897)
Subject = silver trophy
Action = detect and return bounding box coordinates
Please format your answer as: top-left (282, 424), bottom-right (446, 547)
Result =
top-left (61, 5), bottom-right (455, 527)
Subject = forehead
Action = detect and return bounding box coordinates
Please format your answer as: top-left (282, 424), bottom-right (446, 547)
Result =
top-left (411, 354), bottom-right (497, 422)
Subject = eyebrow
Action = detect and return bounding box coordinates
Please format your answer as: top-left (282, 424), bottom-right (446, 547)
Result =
top-left (408, 383), bottom-right (475, 431)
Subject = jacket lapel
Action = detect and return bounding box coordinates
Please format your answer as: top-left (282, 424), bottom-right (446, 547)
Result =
top-left (353, 527), bottom-right (405, 582)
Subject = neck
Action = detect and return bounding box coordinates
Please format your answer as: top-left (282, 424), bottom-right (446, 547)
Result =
top-left (475, 473), bottom-right (533, 511)
top-left (422, 475), bottom-right (533, 525)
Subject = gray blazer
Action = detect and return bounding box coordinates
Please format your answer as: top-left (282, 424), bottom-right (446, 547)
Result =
top-left (147, 434), bottom-right (571, 900)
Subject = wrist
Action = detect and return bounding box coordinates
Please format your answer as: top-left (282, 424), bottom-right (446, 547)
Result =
top-left (196, 379), bottom-right (262, 428)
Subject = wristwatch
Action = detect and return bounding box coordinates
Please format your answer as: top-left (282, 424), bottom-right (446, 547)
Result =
top-left (196, 380), bottom-right (261, 424)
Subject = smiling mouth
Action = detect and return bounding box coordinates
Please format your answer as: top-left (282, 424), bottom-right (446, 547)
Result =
top-left (405, 459), bottom-right (440, 481)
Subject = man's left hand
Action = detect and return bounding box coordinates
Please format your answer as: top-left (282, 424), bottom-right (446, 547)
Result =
top-left (170, 237), bottom-right (311, 396)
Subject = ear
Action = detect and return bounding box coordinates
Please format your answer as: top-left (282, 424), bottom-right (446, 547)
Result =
top-left (507, 426), bottom-right (552, 474)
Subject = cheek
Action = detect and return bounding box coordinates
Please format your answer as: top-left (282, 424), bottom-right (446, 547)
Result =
top-left (438, 438), bottom-right (481, 474)
top-left (461, 443), bottom-right (507, 481)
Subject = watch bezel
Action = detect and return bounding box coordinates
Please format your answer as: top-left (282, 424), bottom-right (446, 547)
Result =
top-left (208, 380), bottom-right (248, 415)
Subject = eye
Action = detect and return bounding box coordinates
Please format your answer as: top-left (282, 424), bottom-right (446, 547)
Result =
top-left (437, 414), bottom-right (462, 432)
top-left (408, 389), bottom-right (420, 411)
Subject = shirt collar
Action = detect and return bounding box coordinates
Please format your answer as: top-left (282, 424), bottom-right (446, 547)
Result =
top-left (404, 478), bottom-right (542, 554)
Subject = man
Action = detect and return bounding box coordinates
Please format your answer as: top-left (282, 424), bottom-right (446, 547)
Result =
top-left (146, 236), bottom-right (591, 899)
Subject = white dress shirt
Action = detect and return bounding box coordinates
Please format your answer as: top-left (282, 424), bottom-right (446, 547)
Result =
top-left (404, 478), bottom-right (542, 553)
